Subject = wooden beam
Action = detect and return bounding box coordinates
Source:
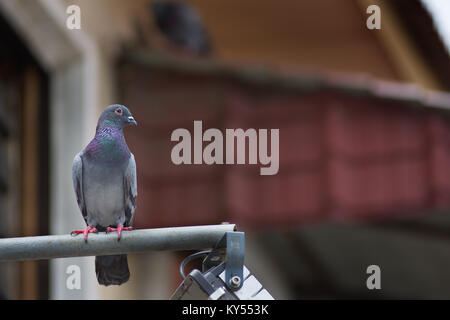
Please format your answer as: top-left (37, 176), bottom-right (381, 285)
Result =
top-left (20, 66), bottom-right (40, 300)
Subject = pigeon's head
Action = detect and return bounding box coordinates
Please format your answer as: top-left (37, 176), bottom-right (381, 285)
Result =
top-left (97, 104), bottom-right (137, 130)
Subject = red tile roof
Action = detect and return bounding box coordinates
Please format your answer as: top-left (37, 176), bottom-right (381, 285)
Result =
top-left (120, 53), bottom-right (450, 228)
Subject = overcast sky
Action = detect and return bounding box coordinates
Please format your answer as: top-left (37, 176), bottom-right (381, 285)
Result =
top-left (421, 0), bottom-right (450, 54)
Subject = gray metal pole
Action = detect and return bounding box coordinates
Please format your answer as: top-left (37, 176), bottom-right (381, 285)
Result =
top-left (0, 224), bottom-right (236, 261)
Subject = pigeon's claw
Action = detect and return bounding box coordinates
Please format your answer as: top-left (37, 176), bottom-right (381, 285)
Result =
top-left (106, 224), bottom-right (133, 241)
top-left (71, 225), bottom-right (97, 242)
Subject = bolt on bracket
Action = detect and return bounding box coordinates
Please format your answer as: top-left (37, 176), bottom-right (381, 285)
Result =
top-left (203, 231), bottom-right (245, 291)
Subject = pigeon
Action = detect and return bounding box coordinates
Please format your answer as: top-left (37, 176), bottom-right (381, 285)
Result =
top-left (71, 104), bottom-right (137, 286)
top-left (151, 1), bottom-right (212, 56)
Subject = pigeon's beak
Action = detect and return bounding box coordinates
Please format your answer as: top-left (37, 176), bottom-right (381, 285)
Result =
top-left (128, 116), bottom-right (137, 126)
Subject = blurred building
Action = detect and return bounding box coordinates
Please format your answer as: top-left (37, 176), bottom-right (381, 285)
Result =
top-left (0, 0), bottom-right (449, 299)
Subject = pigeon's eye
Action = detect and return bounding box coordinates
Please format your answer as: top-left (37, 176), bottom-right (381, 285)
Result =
top-left (115, 108), bottom-right (123, 115)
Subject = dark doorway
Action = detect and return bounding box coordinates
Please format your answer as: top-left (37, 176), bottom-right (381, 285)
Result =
top-left (0, 12), bottom-right (49, 299)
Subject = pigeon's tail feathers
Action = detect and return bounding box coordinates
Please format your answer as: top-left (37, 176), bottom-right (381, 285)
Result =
top-left (95, 254), bottom-right (130, 286)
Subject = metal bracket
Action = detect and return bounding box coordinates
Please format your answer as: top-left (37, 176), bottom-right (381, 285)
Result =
top-left (225, 231), bottom-right (245, 290)
top-left (203, 231), bottom-right (245, 291)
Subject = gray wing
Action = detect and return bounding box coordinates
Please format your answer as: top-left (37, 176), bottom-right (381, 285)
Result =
top-left (72, 152), bottom-right (88, 223)
top-left (124, 153), bottom-right (137, 226)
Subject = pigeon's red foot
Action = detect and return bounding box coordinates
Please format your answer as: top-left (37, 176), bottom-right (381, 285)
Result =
top-left (106, 224), bottom-right (133, 241)
top-left (71, 225), bottom-right (97, 242)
